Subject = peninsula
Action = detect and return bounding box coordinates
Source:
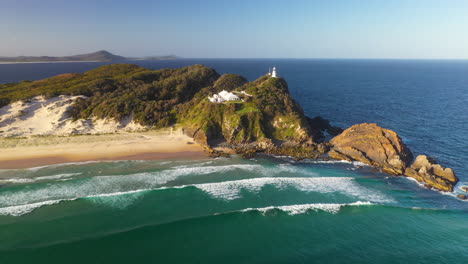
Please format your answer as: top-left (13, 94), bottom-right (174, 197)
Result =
top-left (0, 50), bottom-right (178, 63)
top-left (0, 64), bottom-right (459, 193)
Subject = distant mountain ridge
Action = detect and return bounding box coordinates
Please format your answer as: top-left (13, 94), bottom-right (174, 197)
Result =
top-left (0, 50), bottom-right (178, 63)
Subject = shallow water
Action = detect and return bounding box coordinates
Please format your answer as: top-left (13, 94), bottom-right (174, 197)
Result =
top-left (1, 59), bottom-right (467, 263)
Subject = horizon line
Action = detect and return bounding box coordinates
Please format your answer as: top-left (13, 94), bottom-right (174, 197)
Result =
top-left (181, 57), bottom-right (468, 60)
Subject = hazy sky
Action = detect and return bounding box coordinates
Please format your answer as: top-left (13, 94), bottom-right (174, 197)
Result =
top-left (1, 0), bottom-right (468, 58)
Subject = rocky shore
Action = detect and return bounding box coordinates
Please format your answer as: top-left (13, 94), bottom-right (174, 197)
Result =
top-left (203, 122), bottom-right (459, 193)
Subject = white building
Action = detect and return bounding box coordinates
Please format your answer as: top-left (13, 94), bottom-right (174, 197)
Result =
top-left (267, 67), bottom-right (278, 78)
top-left (271, 66), bottom-right (277, 78)
top-left (208, 90), bottom-right (240, 103)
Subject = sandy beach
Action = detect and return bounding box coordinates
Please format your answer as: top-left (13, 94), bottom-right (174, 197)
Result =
top-left (0, 129), bottom-right (206, 169)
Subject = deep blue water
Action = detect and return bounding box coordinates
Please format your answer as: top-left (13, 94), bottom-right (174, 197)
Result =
top-left (0, 59), bottom-right (467, 263)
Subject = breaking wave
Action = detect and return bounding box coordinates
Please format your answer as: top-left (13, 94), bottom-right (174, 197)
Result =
top-left (0, 199), bottom-right (70, 216)
top-left (0, 162), bottom-right (392, 216)
top-left (0, 173), bottom-right (81, 184)
top-left (193, 177), bottom-right (390, 202)
top-left (236, 201), bottom-right (374, 215)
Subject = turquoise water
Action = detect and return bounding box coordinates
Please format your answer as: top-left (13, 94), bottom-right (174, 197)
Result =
top-left (1, 59), bottom-right (468, 263)
top-left (1, 157), bottom-right (467, 263)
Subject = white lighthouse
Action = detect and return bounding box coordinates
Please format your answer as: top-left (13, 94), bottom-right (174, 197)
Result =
top-left (271, 66), bottom-right (277, 78)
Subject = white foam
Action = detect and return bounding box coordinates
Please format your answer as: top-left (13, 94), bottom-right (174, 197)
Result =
top-left (194, 177), bottom-right (391, 202)
top-left (25, 161), bottom-right (104, 172)
top-left (0, 164), bottom-right (264, 212)
top-left (403, 177), bottom-right (465, 200)
top-left (1, 173), bottom-right (81, 184)
top-left (304, 160), bottom-right (369, 167)
top-left (0, 199), bottom-right (73, 216)
top-left (305, 160), bottom-right (353, 164)
top-left (277, 164), bottom-right (318, 176)
top-left (0, 162), bottom-right (391, 216)
top-left (239, 201), bottom-right (374, 215)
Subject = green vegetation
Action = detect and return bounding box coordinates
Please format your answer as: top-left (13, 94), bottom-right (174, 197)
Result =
top-left (213, 74), bottom-right (248, 92)
top-left (178, 73), bottom-right (312, 144)
top-left (1, 64), bottom-right (219, 128)
top-left (1, 63), bottom-right (315, 145)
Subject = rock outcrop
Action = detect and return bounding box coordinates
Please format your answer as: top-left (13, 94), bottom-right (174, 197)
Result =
top-left (328, 123), bottom-right (459, 192)
top-left (404, 155), bottom-right (459, 192)
top-left (328, 123), bottom-right (413, 175)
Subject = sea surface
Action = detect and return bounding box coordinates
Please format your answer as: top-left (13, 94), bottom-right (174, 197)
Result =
top-left (0, 59), bottom-right (467, 263)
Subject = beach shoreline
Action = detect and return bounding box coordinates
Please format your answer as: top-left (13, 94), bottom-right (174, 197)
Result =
top-left (0, 130), bottom-right (207, 169)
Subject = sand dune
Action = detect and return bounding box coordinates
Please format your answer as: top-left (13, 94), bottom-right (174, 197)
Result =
top-left (0, 95), bottom-right (144, 138)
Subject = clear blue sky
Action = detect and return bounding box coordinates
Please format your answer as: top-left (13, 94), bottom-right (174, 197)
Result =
top-left (1, 0), bottom-right (468, 58)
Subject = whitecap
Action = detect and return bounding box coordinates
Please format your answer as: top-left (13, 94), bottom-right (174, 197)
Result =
top-left (237, 201), bottom-right (374, 215)
top-left (0, 164), bottom-right (265, 210)
top-left (0, 162), bottom-right (392, 216)
top-left (194, 177), bottom-right (391, 202)
top-left (0, 199), bottom-right (74, 216)
top-left (0, 173), bottom-right (81, 184)
top-left (303, 160), bottom-right (369, 167)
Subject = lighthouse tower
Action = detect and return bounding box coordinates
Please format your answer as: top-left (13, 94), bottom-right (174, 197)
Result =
top-left (271, 67), bottom-right (277, 78)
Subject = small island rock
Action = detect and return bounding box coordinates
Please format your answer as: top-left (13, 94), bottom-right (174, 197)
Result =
top-left (328, 123), bottom-right (413, 175)
top-left (405, 155), bottom-right (459, 192)
top-left (457, 194), bottom-right (467, 200)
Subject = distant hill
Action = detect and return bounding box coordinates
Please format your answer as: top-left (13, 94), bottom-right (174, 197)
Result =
top-left (0, 50), bottom-right (179, 63)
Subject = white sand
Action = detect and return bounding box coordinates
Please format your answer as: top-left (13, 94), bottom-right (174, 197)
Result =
top-left (0, 95), bottom-right (145, 138)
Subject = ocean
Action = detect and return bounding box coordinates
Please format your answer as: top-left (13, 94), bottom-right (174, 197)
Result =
top-left (0, 59), bottom-right (467, 263)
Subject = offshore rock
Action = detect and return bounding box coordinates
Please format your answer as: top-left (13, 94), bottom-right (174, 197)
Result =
top-left (461, 186), bottom-right (468, 192)
top-left (329, 123), bottom-right (413, 175)
top-left (405, 155), bottom-right (459, 192)
top-left (457, 194), bottom-right (467, 200)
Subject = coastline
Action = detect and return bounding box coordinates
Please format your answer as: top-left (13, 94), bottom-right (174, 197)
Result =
top-left (0, 130), bottom-right (206, 169)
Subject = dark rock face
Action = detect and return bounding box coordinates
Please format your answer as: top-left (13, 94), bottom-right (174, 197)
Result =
top-left (328, 123), bottom-right (413, 175)
top-left (405, 155), bottom-right (459, 192)
top-left (306, 116), bottom-right (343, 142)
